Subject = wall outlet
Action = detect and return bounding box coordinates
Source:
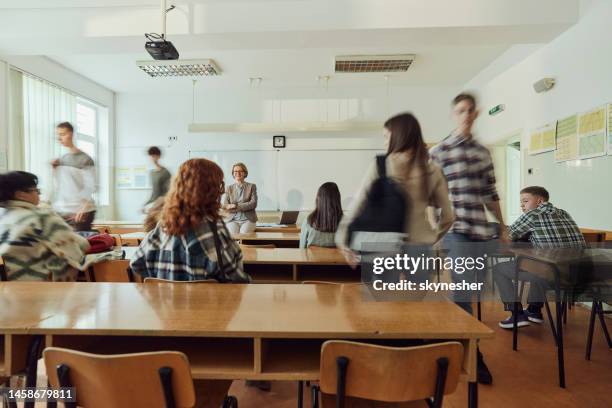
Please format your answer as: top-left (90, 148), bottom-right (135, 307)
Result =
top-left (168, 136), bottom-right (178, 142)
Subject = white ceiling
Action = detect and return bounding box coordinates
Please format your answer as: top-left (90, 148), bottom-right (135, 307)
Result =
top-left (0, 0), bottom-right (580, 93)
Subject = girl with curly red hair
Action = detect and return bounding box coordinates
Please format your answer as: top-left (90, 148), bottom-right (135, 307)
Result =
top-left (130, 158), bottom-right (250, 282)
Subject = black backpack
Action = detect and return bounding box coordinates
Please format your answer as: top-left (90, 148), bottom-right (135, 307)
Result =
top-left (346, 155), bottom-right (410, 250)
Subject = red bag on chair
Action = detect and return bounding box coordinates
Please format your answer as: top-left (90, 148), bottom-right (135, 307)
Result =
top-left (86, 233), bottom-right (115, 254)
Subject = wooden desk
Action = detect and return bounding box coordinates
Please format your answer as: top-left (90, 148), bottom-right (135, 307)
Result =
top-left (120, 231), bottom-right (145, 246)
top-left (234, 232), bottom-right (300, 248)
top-left (0, 282), bottom-right (493, 407)
top-left (241, 247), bottom-right (356, 282)
top-left (255, 225), bottom-right (300, 233)
top-left (93, 221), bottom-right (144, 234)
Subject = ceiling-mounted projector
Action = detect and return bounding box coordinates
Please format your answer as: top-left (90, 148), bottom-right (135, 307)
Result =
top-left (145, 39), bottom-right (179, 60)
top-left (144, 1), bottom-right (178, 60)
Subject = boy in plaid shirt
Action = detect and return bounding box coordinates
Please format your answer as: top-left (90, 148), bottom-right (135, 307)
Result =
top-left (495, 186), bottom-right (585, 329)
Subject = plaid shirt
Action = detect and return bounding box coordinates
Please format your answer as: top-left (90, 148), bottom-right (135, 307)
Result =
top-left (129, 218), bottom-right (251, 282)
top-left (430, 133), bottom-right (499, 240)
top-left (509, 202), bottom-right (586, 248)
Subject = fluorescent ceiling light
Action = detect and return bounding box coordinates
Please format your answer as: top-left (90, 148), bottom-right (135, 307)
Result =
top-left (188, 121), bottom-right (382, 133)
top-left (335, 54), bottom-right (415, 73)
top-left (136, 59), bottom-right (221, 77)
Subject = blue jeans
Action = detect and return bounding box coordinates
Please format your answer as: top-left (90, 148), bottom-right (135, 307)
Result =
top-left (443, 232), bottom-right (498, 315)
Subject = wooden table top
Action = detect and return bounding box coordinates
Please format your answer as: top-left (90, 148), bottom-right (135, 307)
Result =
top-left (241, 247), bottom-right (346, 265)
top-left (255, 225), bottom-right (300, 233)
top-left (0, 283), bottom-right (493, 340)
top-left (234, 232), bottom-right (300, 241)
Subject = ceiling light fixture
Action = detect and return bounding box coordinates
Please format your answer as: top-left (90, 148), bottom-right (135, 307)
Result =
top-left (136, 59), bottom-right (222, 77)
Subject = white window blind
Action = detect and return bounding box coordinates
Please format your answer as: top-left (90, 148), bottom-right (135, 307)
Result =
top-left (22, 74), bottom-right (76, 201)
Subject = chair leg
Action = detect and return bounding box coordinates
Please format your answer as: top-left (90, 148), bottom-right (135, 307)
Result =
top-left (311, 385), bottom-right (320, 408)
top-left (544, 301), bottom-right (558, 347)
top-left (555, 300), bottom-right (566, 388)
top-left (24, 336), bottom-right (44, 408)
top-left (596, 304), bottom-right (612, 348)
top-left (585, 301), bottom-right (598, 360)
top-left (297, 380), bottom-right (304, 408)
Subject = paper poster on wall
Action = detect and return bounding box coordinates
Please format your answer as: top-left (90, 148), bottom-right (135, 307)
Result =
top-left (133, 166), bottom-right (148, 188)
top-left (577, 105), bottom-right (606, 159)
top-left (608, 103), bottom-right (612, 155)
top-left (555, 115), bottom-right (578, 162)
top-left (116, 167), bottom-right (132, 188)
top-left (529, 123), bottom-right (556, 155)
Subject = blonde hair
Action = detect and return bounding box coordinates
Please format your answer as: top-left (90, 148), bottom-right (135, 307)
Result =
top-left (232, 162), bottom-right (248, 178)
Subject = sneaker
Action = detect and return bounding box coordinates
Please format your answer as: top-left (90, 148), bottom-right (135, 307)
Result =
top-left (477, 351), bottom-right (493, 385)
top-left (498, 312), bottom-right (531, 329)
top-left (525, 309), bottom-right (544, 324)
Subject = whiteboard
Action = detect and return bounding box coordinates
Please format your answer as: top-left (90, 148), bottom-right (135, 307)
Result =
top-left (190, 149), bottom-right (383, 211)
top-left (277, 150), bottom-right (382, 210)
top-left (190, 150), bottom-right (279, 210)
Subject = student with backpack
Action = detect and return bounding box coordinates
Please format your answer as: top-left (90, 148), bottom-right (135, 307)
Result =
top-left (336, 112), bottom-right (454, 260)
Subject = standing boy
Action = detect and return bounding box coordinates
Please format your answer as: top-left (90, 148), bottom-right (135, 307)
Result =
top-left (431, 92), bottom-right (509, 385)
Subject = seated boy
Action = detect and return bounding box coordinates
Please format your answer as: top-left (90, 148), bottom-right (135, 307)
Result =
top-left (494, 186), bottom-right (586, 329)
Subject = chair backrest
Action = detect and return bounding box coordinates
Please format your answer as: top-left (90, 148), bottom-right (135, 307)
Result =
top-left (44, 347), bottom-right (196, 408)
top-left (143, 277), bottom-right (218, 284)
top-left (319, 341), bottom-right (463, 404)
top-left (0, 256), bottom-right (6, 281)
top-left (240, 244), bottom-right (276, 249)
top-left (90, 260), bottom-right (131, 282)
top-left (582, 232), bottom-right (605, 243)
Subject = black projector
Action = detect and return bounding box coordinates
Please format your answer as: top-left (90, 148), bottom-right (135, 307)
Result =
top-left (145, 40), bottom-right (179, 60)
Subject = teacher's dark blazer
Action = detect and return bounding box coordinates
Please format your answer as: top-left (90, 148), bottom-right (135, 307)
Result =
top-left (222, 182), bottom-right (258, 223)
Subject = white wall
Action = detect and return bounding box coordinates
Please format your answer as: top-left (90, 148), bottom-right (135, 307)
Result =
top-left (115, 84), bottom-right (459, 220)
top-left (465, 0), bottom-right (612, 230)
top-left (0, 61), bottom-right (7, 172)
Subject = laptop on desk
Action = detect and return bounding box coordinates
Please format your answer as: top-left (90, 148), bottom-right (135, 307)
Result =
top-left (278, 211), bottom-right (299, 226)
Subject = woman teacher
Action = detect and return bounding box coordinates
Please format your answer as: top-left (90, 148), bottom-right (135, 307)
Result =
top-left (222, 162), bottom-right (258, 234)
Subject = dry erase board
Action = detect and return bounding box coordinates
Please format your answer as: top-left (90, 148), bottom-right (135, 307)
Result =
top-left (190, 149), bottom-right (383, 211)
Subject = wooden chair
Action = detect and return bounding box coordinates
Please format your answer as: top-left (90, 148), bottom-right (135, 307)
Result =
top-left (88, 260), bottom-right (131, 282)
top-left (582, 232), bottom-right (606, 243)
top-left (143, 277), bottom-right (219, 284)
top-left (44, 347), bottom-right (196, 408)
top-left (312, 341), bottom-right (463, 408)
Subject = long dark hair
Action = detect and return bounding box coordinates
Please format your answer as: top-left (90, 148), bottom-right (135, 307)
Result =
top-left (307, 182), bottom-right (343, 233)
top-left (0, 171), bottom-right (38, 202)
top-left (384, 112), bottom-right (430, 196)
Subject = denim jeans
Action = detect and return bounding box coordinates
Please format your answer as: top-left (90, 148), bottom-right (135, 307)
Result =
top-left (443, 232), bottom-right (498, 314)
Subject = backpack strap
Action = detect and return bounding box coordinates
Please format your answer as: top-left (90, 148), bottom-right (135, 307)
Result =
top-left (376, 155), bottom-right (387, 177)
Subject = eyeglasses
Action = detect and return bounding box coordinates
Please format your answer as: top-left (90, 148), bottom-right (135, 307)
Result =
top-left (27, 188), bottom-right (41, 194)
top-left (233, 170), bottom-right (246, 174)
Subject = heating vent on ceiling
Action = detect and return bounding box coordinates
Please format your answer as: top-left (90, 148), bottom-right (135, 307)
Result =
top-left (335, 54), bottom-right (415, 73)
top-left (136, 59), bottom-right (221, 77)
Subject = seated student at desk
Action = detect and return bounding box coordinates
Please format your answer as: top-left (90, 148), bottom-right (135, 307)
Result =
top-left (130, 158), bottom-right (251, 282)
top-left (0, 171), bottom-right (89, 281)
top-left (494, 186), bottom-right (586, 329)
top-left (299, 182), bottom-right (343, 248)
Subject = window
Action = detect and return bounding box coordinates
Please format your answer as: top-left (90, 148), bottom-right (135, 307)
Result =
top-left (19, 72), bottom-right (110, 207)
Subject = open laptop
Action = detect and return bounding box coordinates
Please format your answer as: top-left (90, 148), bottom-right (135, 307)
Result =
top-left (279, 211), bottom-right (299, 225)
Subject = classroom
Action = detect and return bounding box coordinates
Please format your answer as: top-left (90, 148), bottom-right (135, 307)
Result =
top-left (0, 1), bottom-right (611, 407)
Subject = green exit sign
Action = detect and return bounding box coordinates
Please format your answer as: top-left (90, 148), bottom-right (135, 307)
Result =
top-left (489, 104), bottom-right (505, 116)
